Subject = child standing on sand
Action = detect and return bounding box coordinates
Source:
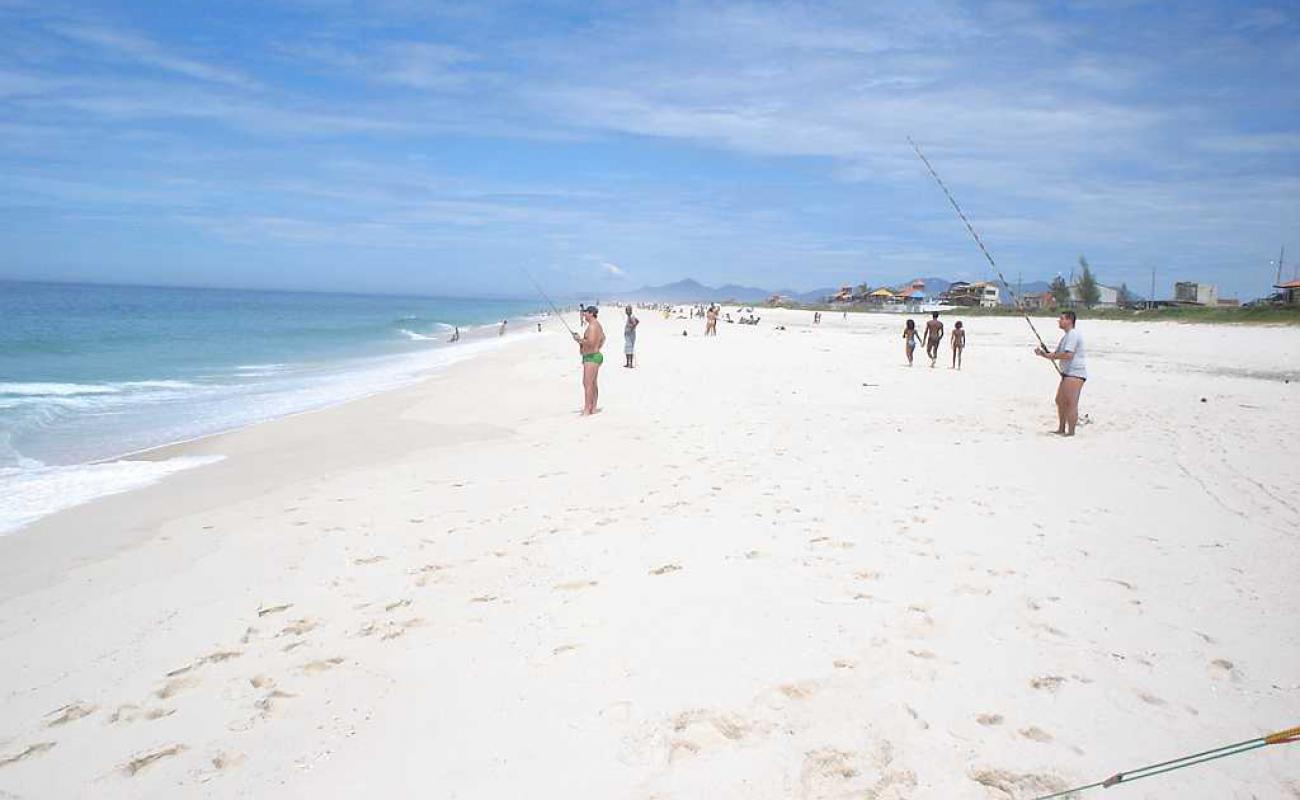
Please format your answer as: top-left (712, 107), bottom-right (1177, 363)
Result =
top-left (903, 319), bottom-right (920, 366)
top-left (951, 321), bottom-right (965, 369)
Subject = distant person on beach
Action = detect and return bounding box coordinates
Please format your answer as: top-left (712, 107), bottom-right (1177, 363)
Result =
top-left (623, 305), bottom-right (639, 368)
top-left (705, 305), bottom-right (719, 336)
top-left (575, 305), bottom-right (605, 415)
top-left (951, 321), bottom-right (965, 369)
top-left (903, 319), bottom-right (920, 366)
top-left (1035, 310), bottom-right (1088, 436)
top-left (499, 320), bottom-right (507, 337)
top-left (924, 312), bottom-right (944, 367)
top-left (449, 326), bottom-right (460, 343)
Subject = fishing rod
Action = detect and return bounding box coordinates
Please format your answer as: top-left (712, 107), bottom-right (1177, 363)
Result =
top-left (520, 267), bottom-right (578, 338)
top-left (1033, 724), bottom-right (1299, 799)
top-left (906, 136), bottom-right (1060, 375)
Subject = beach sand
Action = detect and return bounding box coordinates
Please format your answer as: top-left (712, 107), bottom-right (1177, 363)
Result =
top-left (1, 308), bottom-right (1297, 798)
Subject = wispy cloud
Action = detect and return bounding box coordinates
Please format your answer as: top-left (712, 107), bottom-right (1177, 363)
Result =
top-left (51, 23), bottom-right (256, 88)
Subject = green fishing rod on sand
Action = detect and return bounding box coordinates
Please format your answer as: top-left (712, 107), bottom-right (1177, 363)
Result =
top-left (1033, 724), bottom-right (1299, 799)
top-left (520, 268), bottom-right (578, 338)
top-left (907, 136), bottom-right (1061, 376)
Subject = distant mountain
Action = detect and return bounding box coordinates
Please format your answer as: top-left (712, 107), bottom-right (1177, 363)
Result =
top-left (620, 279), bottom-right (713, 302)
top-left (714, 283), bottom-right (774, 302)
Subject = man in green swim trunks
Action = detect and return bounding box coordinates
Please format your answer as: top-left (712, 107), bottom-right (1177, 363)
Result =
top-left (574, 305), bottom-right (606, 415)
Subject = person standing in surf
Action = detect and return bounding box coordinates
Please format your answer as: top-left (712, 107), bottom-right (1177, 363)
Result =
top-left (574, 305), bottom-right (606, 415)
top-left (1035, 310), bottom-right (1087, 436)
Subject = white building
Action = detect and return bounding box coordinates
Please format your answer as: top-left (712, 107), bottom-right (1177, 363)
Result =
top-left (1068, 283), bottom-right (1120, 308)
top-left (1173, 282), bottom-right (1218, 306)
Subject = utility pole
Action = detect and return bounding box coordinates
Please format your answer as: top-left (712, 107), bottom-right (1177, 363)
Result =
top-left (1276, 246), bottom-right (1285, 285)
top-left (1150, 266), bottom-right (1156, 309)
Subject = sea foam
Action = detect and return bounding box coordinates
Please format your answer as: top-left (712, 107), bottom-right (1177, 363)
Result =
top-left (0, 456), bottom-right (225, 535)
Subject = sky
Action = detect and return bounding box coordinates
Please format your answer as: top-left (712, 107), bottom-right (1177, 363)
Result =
top-left (0, 1), bottom-right (1296, 300)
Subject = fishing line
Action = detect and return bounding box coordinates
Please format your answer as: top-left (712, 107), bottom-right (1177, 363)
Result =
top-left (907, 136), bottom-right (1061, 374)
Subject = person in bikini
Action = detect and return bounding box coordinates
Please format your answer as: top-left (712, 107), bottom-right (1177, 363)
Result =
top-left (574, 305), bottom-right (606, 415)
top-left (1035, 310), bottom-right (1087, 436)
top-left (903, 319), bottom-right (920, 366)
top-left (950, 321), bottom-right (965, 369)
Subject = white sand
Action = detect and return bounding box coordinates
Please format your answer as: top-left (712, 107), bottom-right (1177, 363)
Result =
top-left (1, 308), bottom-right (1297, 798)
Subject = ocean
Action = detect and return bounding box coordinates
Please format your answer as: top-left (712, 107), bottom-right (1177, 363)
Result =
top-left (0, 281), bottom-right (543, 533)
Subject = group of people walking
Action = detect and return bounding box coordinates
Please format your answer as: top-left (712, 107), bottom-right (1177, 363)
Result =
top-left (903, 312), bottom-right (965, 369)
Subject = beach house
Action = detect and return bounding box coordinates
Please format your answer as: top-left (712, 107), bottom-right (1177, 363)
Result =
top-left (1173, 282), bottom-right (1218, 306)
top-left (1275, 279), bottom-right (1300, 306)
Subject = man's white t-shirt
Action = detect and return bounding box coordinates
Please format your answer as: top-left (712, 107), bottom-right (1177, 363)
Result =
top-left (1056, 329), bottom-right (1087, 379)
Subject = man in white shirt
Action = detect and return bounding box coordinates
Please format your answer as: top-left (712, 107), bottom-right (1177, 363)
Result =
top-left (1035, 310), bottom-right (1087, 436)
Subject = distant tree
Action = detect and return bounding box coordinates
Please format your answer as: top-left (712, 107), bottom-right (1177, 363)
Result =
top-left (1077, 255), bottom-right (1101, 309)
top-left (1117, 282), bottom-right (1133, 307)
top-left (1050, 275), bottom-right (1071, 307)
top-left (855, 283), bottom-right (871, 298)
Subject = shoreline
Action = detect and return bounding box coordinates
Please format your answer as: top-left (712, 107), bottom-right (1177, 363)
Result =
top-left (0, 317), bottom-right (554, 537)
top-left (1, 307), bottom-right (1296, 798)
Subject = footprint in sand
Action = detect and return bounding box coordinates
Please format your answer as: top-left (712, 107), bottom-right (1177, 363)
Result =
top-left (122, 744), bottom-right (187, 776)
top-left (799, 747), bottom-right (861, 792)
top-left (0, 742), bottom-right (56, 769)
top-left (976, 713), bottom-right (1004, 726)
top-left (155, 675), bottom-right (200, 700)
top-left (257, 603), bottom-right (293, 618)
top-left (45, 702), bottom-right (96, 727)
top-left (969, 768), bottom-right (1067, 799)
top-left (278, 618), bottom-right (317, 637)
top-left (211, 751), bottom-right (246, 771)
top-left (353, 555), bottom-right (386, 565)
top-left (108, 705), bottom-right (175, 724)
top-left (1029, 675), bottom-right (1066, 692)
top-left (649, 564), bottom-right (681, 576)
top-left (1019, 726), bottom-right (1054, 743)
top-left (300, 657), bottom-right (345, 674)
top-left (1208, 658), bottom-right (1240, 681)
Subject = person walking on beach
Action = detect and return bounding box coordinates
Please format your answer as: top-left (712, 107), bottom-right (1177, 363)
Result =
top-left (951, 321), bottom-right (965, 369)
top-left (903, 319), bottom-right (920, 366)
top-left (449, 326), bottom-right (460, 343)
top-left (923, 312), bottom-right (944, 367)
top-left (1035, 310), bottom-right (1087, 436)
top-left (574, 305), bottom-right (605, 415)
top-left (623, 305), bottom-right (639, 368)
top-left (499, 319), bottom-right (507, 337)
top-left (705, 305), bottom-right (719, 336)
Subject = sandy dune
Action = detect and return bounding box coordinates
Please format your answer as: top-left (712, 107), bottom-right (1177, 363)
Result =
top-left (1, 307), bottom-right (1297, 798)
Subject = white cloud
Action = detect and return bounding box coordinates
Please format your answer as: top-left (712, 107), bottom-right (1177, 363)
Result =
top-left (600, 261), bottom-right (625, 277)
top-left (51, 23), bottom-right (256, 88)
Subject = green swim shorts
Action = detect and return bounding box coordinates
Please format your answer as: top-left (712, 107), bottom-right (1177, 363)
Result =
top-left (582, 352), bottom-right (604, 365)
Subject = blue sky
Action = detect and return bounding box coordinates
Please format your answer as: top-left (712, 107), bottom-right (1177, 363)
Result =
top-left (1, 1), bottom-right (1296, 299)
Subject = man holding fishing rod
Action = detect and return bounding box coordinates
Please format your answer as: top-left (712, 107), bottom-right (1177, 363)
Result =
top-left (574, 305), bottom-right (605, 416)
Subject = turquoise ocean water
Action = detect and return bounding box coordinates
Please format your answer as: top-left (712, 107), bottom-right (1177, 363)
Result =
top-left (0, 281), bottom-right (542, 532)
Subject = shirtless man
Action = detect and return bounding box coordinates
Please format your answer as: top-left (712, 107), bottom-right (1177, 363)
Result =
top-left (574, 305), bottom-right (606, 415)
top-left (1035, 310), bottom-right (1087, 436)
top-left (705, 305), bottom-right (719, 336)
top-left (923, 312), bottom-right (944, 367)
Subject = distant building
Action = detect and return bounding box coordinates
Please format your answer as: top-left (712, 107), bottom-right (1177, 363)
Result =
top-left (832, 285), bottom-right (855, 303)
top-left (1021, 292), bottom-right (1056, 311)
top-left (1274, 280), bottom-right (1300, 305)
top-left (869, 287), bottom-right (897, 305)
top-left (1068, 283), bottom-right (1120, 308)
top-left (945, 281), bottom-right (999, 308)
top-left (1173, 282), bottom-right (1218, 306)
